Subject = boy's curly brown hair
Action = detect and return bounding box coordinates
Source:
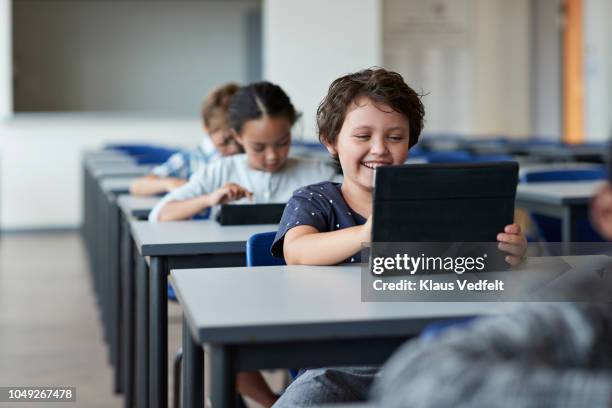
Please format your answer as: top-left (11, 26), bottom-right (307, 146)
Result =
top-left (201, 83), bottom-right (240, 133)
top-left (316, 68), bottom-right (425, 150)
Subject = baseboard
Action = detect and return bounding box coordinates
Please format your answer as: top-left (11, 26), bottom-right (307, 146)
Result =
top-left (0, 226), bottom-right (80, 234)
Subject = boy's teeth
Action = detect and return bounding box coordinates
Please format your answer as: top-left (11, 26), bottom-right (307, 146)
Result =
top-left (362, 162), bottom-right (385, 169)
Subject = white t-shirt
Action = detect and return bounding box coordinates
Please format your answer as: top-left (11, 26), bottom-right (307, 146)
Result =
top-left (149, 154), bottom-right (340, 221)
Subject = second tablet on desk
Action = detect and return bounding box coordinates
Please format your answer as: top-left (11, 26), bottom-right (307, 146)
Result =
top-left (216, 203), bottom-right (286, 225)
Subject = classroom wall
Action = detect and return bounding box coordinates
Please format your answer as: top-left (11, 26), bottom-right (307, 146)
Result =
top-left (0, 0), bottom-right (11, 118)
top-left (332, 0), bottom-right (534, 138)
top-left (530, 0), bottom-right (562, 139)
top-left (263, 0), bottom-right (382, 139)
top-left (1, 0), bottom-right (260, 231)
top-left (12, 0), bottom-right (259, 114)
top-left (0, 115), bottom-right (202, 230)
top-left (583, 0), bottom-right (611, 141)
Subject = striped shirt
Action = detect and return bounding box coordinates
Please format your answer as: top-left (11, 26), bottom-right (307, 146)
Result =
top-left (151, 138), bottom-right (217, 179)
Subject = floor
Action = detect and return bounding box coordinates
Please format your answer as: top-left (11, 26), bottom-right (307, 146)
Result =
top-left (0, 232), bottom-right (282, 408)
top-left (0, 232), bottom-right (181, 408)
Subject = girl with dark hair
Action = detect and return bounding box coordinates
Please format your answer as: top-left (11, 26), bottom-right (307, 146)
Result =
top-left (149, 81), bottom-right (338, 406)
top-left (149, 81), bottom-right (337, 223)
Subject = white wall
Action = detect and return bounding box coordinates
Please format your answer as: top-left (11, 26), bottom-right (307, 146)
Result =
top-left (12, 0), bottom-right (258, 114)
top-left (263, 0), bottom-right (382, 140)
top-left (530, 0), bottom-right (562, 139)
top-left (584, 0), bottom-right (611, 141)
top-left (383, 0), bottom-right (532, 137)
top-left (1, 0), bottom-right (260, 230)
top-left (0, 0), bottom-right (11, 118)
top-left (0, 115), bottom-right (202, 230)
top-left (384, 0), bottom-right (473, 135)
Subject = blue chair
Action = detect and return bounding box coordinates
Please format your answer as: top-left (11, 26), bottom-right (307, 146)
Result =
top-left (424, 150), bottom-right (473, 163)
top-left (246, 232), bottom-right (286, 267)
top-left (105, 144), bottom-right (179, 165)
top-left (105, 143), bottom-right (157, 155)
top-left (420, 317), bottom-right (477, 342)
top-left (132, 147), bottom-right (179, 165)
top-left (521, 167), bottom-right (606, 183)
top-left (469, 154), bottom-right (515, 163)
top-left (520, 167), bottom-right (606, 243)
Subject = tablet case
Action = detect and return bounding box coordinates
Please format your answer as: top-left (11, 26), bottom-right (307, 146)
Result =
top-left (216, 203), bottom-right (286, 225)
top-left (372, 162), bottom-right (519, 242)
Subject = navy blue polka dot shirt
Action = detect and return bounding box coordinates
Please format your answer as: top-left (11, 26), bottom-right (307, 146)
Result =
top-left (271, 181), bottom-right (367, 264)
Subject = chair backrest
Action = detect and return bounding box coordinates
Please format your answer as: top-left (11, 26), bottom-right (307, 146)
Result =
top-left (105, 144), bottom-right (179, 164)
top-left (424, 150), bottom-right (472, 163)
top-left (133, 147), bottom-right (180, 165)
top-left (246, 232), bottom-right (285, 267)
top-left (468, 155), bottom-right (515, 163)
top-left (520, 167), bottom-right (606, 183)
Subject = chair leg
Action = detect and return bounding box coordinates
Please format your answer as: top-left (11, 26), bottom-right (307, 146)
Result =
top-left (173, 348), bottom-right (182, 408)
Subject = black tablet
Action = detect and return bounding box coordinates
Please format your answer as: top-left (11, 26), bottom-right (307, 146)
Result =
top-left (372, 162), bottom-right (519, 242)
top-left (216, 203), bottom-right (286, 225)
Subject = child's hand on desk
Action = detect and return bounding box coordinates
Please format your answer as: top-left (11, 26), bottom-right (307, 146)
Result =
top-left (209, 183), bottom-right (253, 205)
top-left (497, 224), bottom-right (527, 266)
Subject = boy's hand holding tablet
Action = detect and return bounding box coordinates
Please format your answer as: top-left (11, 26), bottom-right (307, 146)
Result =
top-left (497, 224), bottom-right (527, 266)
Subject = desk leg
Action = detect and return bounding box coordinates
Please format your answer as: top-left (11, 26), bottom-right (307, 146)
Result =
top-left (110, 199), bottom-right (123, 394)
top-left (149, 256), bottom-right (168, 408)
top-left (100, 187), bottom-right (111, 348)
top-left (136, 255), bottom-right (149, 408)
top-left (182, 316), bottom-right (204, 408)
top-left (561, 206), bottom-right (578, 255)
top-left (122, 217), bottom-right (135, 408)
top-left (210, 344), bottom-right (236, 408)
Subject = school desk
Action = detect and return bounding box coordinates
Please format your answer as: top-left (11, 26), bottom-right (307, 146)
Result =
top-left (96, 176), bottom-right (145, 394)
top-left (173, 254), bottom-right (612, 407)
top-left (515, 180), bottom-right (604, 243)
top-left (118, 195), bottom-right (160, 221)
top-left (171, 265), bottom-right (507, 408)
top-left (129, 220), bottom-right (278, 408)
top-left (116, 195), bottom-right (160, 407)
top-left (82, 161), bottom-right (146, 264)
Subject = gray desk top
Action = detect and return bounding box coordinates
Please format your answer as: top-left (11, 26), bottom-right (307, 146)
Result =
top-left (84, 154), bottom-right (134, 165)
top-left (117, 195), bottom-right (160, 219)
top-left (130, 220), bottom-right (278, 256)
top-left (516, 180), bottom-right (604, 205)
top-left (171, 265), bottom-right (511, 344)
top-left (91, 164), bottom-right (151, 179)
top-left (84, 149), bottom-right (130, 158)
top-left (100, 176), bottom-right (139, 194)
